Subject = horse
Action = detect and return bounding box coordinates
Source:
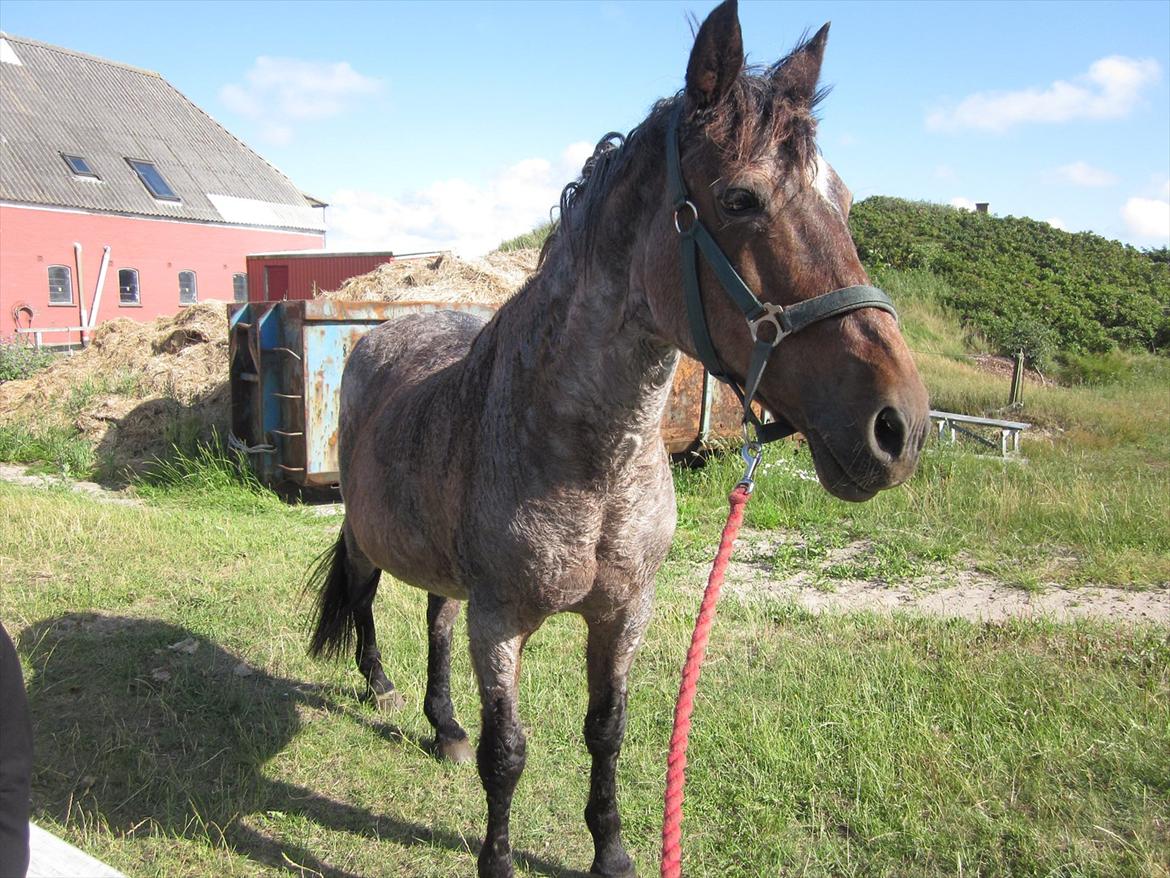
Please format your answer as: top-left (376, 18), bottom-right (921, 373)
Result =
top-left (307, 2), bottom-right (929, 875)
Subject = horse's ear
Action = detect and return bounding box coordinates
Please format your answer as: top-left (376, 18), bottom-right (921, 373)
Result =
top-left (773, 22), bottom-right (830, 106)
top-left (685, 0), bottom-right (744, 113)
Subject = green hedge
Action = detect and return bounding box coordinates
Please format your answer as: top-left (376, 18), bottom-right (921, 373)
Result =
top-left (850, 197), bottom-right (1170, 366)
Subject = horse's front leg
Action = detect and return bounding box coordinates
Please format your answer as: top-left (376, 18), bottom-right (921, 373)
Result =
top-left (469, 607), bottom-right (531, 878)
top-left (584, 606), bottom-right (649, 878)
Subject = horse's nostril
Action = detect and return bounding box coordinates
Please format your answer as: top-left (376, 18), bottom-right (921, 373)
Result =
top-left (873, 406), bottom-right (907, 460)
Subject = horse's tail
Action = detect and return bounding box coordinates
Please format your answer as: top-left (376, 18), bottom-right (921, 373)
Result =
top-left (306, 530), bottom-right (372, 661)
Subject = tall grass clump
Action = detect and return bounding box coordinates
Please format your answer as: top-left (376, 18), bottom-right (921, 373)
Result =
top-left (496, 221), bottom-right (554, 252)
top-left (136, 438), bottom-right (283, 513)
top-left (0, 423), bottom-right (95, 477)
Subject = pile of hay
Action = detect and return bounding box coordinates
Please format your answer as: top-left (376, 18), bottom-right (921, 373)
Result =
top-left (320, 249), bottom-right (539, 304)
top-left (0, 303), bottom-right (231, 477)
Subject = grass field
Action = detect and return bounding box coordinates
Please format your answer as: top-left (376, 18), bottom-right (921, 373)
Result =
top-left (2, 267), bottom-right (1168, 876)
top-left (2, 478), bottom-right (1168, 878)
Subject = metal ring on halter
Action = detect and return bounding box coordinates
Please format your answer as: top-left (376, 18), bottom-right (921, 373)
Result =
top-left (673, 200), bottom-right (698, 234)
top-left (748, 304), bottom-right (788, 348)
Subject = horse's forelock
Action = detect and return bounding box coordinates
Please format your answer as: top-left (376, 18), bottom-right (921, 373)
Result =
top-left (542, 39), bottom-right (827, 267)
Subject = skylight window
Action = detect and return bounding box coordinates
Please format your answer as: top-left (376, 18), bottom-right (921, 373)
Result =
top-left (126, 159), bottom-right (179, 201)
top-left (62, 154), bottom-right (99, 179)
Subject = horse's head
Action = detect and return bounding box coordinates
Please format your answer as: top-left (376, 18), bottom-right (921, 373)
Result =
top-left (640, 0), bottom-right (928, 501)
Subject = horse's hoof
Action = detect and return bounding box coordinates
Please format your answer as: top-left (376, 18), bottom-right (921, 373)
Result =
top-left (437, 736), bottom-right (474, 764)
top-left (590, 853), bottom-right (636, 878)
top-left (362, 686), bottom-right (405, 712)
top-left (376, 688), bottom-right (406, 712)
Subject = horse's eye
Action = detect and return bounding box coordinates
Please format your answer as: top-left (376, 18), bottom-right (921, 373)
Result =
top-left (719, 188), bottom-right (763, 216)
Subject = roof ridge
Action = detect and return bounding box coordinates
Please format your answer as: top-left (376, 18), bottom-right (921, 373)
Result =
top-left (0, 32), bottom-right (162, 78)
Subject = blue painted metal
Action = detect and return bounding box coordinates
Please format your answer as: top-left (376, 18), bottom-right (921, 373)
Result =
top-left (228, 299), bottom-right (496, 488)
top-left (227, 297), bottom-right (747, 491)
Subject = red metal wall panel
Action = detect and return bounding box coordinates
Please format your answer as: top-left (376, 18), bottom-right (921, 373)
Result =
top-left (245, 253), bottom-right (396, 303)
top-left (1, 204), bottom-right (324, 343)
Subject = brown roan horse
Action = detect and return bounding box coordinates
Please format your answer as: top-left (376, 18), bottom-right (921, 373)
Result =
top-left (307, 2), bottom-right (929, 875)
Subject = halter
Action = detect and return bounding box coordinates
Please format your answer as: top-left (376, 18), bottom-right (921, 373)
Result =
top-left (666, 105), bottom-right (898, 476)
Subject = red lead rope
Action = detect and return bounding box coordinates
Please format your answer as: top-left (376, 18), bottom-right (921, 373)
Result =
top-left (661, 483), bottom-right (752, 878)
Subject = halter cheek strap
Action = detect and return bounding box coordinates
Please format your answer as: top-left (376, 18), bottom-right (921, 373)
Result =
top-left (666, 105), bottom-right (898, 447)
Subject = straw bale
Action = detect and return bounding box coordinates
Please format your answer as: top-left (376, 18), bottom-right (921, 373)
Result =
top-left (320, 249), bottom-right (539, 304)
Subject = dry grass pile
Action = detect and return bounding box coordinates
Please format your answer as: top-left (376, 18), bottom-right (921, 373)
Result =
top-left (320, 249), bottom-right (539, 304)
top-left (0, 303), bottom-right (231, 476)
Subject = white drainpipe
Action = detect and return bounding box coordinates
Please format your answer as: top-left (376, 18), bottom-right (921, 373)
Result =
top-left (88, 246), bottom-right (112, 329)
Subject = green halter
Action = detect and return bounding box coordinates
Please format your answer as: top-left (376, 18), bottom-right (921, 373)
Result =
top-left (666, 105), bottom-right (898, 445)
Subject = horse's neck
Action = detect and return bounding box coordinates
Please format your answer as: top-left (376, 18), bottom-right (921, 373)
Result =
top-left (475, 236), bottom-right (677, 475)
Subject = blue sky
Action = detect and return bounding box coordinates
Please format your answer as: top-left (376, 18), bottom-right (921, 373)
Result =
top-left (3, 0), bottom-right (1168, 255)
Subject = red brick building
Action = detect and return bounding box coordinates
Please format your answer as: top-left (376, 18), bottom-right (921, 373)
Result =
top-left (0, 33), bottom-right (325, 345)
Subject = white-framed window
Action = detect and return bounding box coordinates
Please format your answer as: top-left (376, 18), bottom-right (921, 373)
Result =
top-left (48, 265), bottom-right (74, 305)
top-left (62, 153), bottom-right (100, 179)
top-left (178, 270), bottom-right (197, 305)
top-left (118, 268), bottom-right (141, 305)
top-left (126, 158), bottom-right (179, 201)
top-left (232, 273), bottom-right (248, 303)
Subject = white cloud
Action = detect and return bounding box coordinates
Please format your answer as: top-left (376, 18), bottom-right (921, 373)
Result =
top-left (1121, 197), bottom-right (1170, 241)
top-left (325, 142), bottom-right (594, 257)
top-left (219, 56), bottom-right (383, 143)
top-left (1050, 161), bottom-right (1118, 187)
top-left (1045, 217), bottom-right (1067, 230)
top-left (927, 55), bottom-right (1160, 133)
top-left (950, 197), bottom-right (976, 211)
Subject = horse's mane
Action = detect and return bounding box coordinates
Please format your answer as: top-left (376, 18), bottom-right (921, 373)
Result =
top-left (540, 32), bottom-right (829, 268)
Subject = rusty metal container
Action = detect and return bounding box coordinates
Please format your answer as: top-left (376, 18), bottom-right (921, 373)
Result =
top-left (228, 299), bottom-right (745, 489)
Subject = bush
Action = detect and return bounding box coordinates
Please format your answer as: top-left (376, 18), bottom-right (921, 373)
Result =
top-left (851, 197), bottom-right (1170, 361)
top-left (0, 340), bottom-right (56, 383)
top-left (1054, 350), bottom-right (1133, 386)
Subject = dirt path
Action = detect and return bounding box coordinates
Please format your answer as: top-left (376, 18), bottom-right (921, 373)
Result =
top-left (706, 532), bottom-right (1169, 625)
top-left (0, 464), bottom-right (141, 506)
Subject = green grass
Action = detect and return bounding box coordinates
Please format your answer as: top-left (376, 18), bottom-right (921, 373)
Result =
top-left (496, 221), bottom-right (554, 252)
top-left (0, 422), bottom-right (95, 477)
top-left (1, 260), bottom-right (1167, 870)
top-left (0, 340), bottom-right (57, 382)
top-left (1, 479), bottom-right (1167, 877)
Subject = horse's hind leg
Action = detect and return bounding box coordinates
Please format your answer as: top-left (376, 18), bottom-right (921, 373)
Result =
top-left (347, 543), bottom-right (404, 712)
top-left (425, 594), bottom-right (473, 763)
top-left (308, 526), bottom-right (404, 710)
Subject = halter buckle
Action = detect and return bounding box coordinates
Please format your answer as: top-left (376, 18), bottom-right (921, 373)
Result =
top-left (673, 200), bottom-right (698, 235)
top-left (748, 303), bottom-right (788, 348)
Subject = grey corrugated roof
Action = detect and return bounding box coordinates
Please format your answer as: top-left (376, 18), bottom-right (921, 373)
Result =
top-left (0, 33), bottom-right (324, 233)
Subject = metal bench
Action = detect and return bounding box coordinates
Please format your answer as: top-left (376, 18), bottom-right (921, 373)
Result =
top-left (929, 409), bottom-right (1031, 456)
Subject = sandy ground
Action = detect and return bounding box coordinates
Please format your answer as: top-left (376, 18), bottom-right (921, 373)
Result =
top-left (0, 463), bottom-right (141, 506)
top-left (709, 531), bottom-right (1169, 625)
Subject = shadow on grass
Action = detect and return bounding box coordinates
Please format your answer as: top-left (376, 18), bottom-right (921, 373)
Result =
top-left (19, 613), bottom-right (588, 878)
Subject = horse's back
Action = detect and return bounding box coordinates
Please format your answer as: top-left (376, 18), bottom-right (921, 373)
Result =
top-left (340, 309), bottom-right (485, 453)
top-left (338, 309), bottom-right (486, 595)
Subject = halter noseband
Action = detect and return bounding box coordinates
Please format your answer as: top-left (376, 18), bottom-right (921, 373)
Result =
top-left (666, 105), bottom-right (898, 448)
